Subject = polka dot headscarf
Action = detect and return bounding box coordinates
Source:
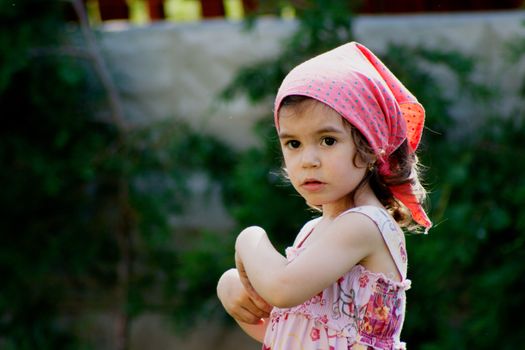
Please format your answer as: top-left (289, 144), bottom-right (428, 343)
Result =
top-left (274, 42), bottom-right (431, 230)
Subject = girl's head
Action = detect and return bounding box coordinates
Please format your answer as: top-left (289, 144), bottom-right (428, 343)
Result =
top-left (274, 42), bottom-right (432, 231)
top-left (278, 96), bottom-right (369, 215)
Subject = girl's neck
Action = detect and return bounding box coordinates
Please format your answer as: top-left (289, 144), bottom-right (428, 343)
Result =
top-left (321, 184), bottom-right (383, 219)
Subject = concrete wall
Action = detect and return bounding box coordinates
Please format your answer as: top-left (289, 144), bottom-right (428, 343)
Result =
top-left (98, 18), bottom-right (295, 149)
top-left (98, 10), bottom-right (525, 150)
top-left (91, 11), bottom-right (525, 350)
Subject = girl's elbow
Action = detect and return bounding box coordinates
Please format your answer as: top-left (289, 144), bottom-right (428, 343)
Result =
top-left (236, 226), bottom-right (266, 250)
top-left (270, 295), bottom-right (300, 309)
top-left (268, 292), bottom-right (302, 309)
top-left (263, 277), bottom-right (302, 308)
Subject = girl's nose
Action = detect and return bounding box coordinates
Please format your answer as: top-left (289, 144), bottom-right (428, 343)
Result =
top-left (301, 147), bottom-right (321, 168)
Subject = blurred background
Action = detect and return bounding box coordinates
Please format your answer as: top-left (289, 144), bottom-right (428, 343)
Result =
top-left (1, 0), bottom-right (525, 349)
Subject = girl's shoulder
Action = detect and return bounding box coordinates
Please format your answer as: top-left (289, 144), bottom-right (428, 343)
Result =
top-left (333, 205), bottom-right (405, 250)
top-left (337, 205), bottom-right (408, 279)
top-left (328, 206), bottom-right (388, 247)
top-left (337, 205), bottom-right (401, 234)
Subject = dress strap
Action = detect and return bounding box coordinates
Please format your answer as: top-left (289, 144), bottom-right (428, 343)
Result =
top-left (294, 217), bottom-right (322, 248)
top-left (338, 206), bottom-right (408, 280)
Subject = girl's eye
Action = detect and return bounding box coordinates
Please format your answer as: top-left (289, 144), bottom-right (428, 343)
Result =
top-left (322, 137), bottom-right (337, 146)
top-left (286, 140), bottom-right (301, 149)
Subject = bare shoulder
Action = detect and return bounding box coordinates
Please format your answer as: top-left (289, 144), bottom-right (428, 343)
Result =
top-left (326, 210), bottom-right (383, 248)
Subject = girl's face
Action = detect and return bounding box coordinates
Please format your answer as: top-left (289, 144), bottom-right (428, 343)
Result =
top-left (278, 100), bottom-right (369, 216)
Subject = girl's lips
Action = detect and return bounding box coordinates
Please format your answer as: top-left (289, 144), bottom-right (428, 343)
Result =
top-left (301, 180), bottom-right (325, 192)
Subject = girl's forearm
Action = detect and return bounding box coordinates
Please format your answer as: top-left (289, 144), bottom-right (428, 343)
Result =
top-left (235, 226), bottom-right (294, 307)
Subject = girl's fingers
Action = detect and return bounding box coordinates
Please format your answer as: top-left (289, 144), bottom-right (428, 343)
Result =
top-left (243, 297), bottom-right (271, 319)
top-left (224, 282), bottom-right (266, 321)
top-left (233, 259), bottom-right (273, 315)
top-left (242, 281), bottom-right (273, 314)
top-left (233, 305), bottom-right (263, 324)
top-left (218, 267), bottom-right (271, 324)
top-left (250, 294), bottom-right (273, 314)
top-left (232, 289), bottom-right (270, 320)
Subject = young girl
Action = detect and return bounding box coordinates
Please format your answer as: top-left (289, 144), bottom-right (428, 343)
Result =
top-left (217, 41), bottom-right (432, 350)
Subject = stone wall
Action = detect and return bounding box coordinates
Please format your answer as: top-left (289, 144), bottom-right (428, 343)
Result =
top-left (98, 10), bottom-right (525, 150)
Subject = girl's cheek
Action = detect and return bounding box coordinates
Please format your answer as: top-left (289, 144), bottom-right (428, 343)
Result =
top-left (282, 154), bottom-right (294, 169)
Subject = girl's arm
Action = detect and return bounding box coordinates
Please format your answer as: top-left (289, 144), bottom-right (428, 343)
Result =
top-left (217, 268), bottom-right (272, 342)
top-left (235, 213), bottom-right (378, 308)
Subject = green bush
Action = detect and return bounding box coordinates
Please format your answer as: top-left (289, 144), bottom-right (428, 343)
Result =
top-left (402, 117), bottom-right (525, 349)
top-left (0, 1), bottom-right (237, 348)
top-left (386, 45), bottom-right (525, 348)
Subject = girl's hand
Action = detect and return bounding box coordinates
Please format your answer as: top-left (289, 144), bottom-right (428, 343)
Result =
top-left (217, 268), bottom-right (273, 324)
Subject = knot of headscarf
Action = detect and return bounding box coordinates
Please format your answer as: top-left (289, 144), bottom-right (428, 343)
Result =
top-left (274, 42), bottom-right (432, 231)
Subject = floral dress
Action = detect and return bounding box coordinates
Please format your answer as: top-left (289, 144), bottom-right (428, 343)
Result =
top-left (263, 206), bottom-right (411, 350)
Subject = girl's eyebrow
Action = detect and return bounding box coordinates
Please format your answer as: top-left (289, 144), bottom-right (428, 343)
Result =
top-left (315, 126), bottom-right (345, 135)
top-left (279, 126), bottom-right (345, 139)
top-left (278, 132), bottom-right (295, 140)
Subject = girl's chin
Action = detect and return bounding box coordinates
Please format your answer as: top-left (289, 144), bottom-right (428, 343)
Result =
top-left (306, 202), bottom-right (322, 209)
top-left (305, 196), bottom-right (355, 210)
top-left (305, 199), bottom-right (325, 207)
top-left (302, 194), bottom-right (331, 207)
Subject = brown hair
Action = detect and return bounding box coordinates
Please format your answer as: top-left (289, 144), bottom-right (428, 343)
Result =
top-left (279, 95), bottom-right (427, 230)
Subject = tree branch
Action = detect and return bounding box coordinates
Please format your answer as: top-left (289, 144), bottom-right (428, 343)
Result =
top-left (69, 0), bottom-right (128, 133)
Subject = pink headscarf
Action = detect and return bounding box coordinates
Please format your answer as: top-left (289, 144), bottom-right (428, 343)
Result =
top-left (274, 42), bottom-right (432, 230)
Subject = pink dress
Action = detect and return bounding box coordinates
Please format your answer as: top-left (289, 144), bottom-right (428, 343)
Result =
top-left (262, 206), bottom-right (411, 350)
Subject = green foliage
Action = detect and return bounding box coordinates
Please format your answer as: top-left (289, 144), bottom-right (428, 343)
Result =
top-left (173, 229), bottom-right (236, 327)
top-left (404, 116), bottom-right (525, 349)
top-left (122, 122), bottom-right (237, 327)
top-left (0, 0), bottom-right (64, 93)
top-left (1, 2), bottom-right (116, 349)
top-left (222, 120), bottom-right (312, 250)
top-left (0, 1), bottom-right (237, 348)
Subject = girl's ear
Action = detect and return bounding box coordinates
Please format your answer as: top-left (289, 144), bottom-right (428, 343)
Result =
top-left (353, 151), bottom-right (372, 169)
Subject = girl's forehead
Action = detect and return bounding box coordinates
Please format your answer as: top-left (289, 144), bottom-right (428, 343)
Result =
top-left (278, 100), bottom-right (348, 132)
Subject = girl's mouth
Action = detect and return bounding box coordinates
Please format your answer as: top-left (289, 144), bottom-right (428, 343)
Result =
top-left (301, 179), bottom-right (325, 192)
